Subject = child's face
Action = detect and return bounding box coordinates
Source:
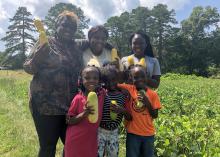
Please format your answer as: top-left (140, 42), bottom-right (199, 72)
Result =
top-left (130, 67), bottom-right (147, 90)
top-left (82, 67), bottom-right (99, 92)
top-left (105, 72), bottom-right (118, 91)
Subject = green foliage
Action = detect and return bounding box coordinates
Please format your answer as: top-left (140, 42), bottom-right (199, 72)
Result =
top-left (1, 7), bottom-right (36, 69)
top-left (0, 71), bottom-right (64, 157)
top-left (155, 74), bottom-right (220, 156)
top-left (1, 71), bottom-right (219, 157)
top-left (105, 4), bottom-right (177, 61)
top-left (105, 5), bottom-right (220, 76)
top-left (105, 11), bottom-right (133, 56)
top-left (150, 4), bottom-right (177, 64)
top-left (177, 6), bottom-right (220, 76)
top-left (44, 2), bottom-right (90, 38)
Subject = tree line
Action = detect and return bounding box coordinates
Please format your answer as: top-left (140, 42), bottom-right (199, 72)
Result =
top-left (1, 3), bottom-right (219, 77)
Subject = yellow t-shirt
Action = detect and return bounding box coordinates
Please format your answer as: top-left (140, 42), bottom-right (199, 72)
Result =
top-left (118, 83), bottom-right (161, 136)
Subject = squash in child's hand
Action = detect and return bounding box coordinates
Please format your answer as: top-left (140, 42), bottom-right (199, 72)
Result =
top-left (110, 100), bottom-right (118, 120)
top-left (87, 92), bottom-right (98, 123)
top-left (136, 90), bottom-right (146, 108)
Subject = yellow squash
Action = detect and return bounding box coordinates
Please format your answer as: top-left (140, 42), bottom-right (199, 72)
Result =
top-left (127, 56), bottom-right (134, 66)
top-left (138, 58), bottom-right (146, 68)
top-left (111, 48), bottom-right (119, 61)
top-left (34, 18), bottom-right (48, 45)
top-left (87, 92), bottom-right (98, 123)
top-left (39, 31), bottom-right (48, 45)
top-left (34, 18), bottom-right (45, 32)
top-left (136, 90), bottom-right (146, 108)
top-left (110, 100), bottom-right (118, 120)
top-left (87, 58), bottom-right (100, 67)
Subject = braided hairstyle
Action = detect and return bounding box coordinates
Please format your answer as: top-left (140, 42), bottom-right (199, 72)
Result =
top-left (124, 64), bottom-right (147, 84)
top-left (78, 66), bottom-right (102, 92)
top-left (129, 30), bottom-right (154, 57)
top-left (101, 63), bottom-right (119, 88)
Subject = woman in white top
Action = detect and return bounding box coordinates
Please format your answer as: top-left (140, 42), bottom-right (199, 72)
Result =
top-left (82, 25), bottom-right (113, 67)
top-left (121, 31), bottom-right (161, 88)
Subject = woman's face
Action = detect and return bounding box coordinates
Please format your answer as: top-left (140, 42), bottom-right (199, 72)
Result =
top-left (56, 16), bottom-right (77, 41)
top-left (131, 34), bottom-right (147, 58)
top-left (82, 68), bottom-right (99, 92)
top-left (89, 31), bottom-right (107, 55)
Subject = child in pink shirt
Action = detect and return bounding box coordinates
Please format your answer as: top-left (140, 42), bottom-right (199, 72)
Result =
top-left (65, 66), bottom-right (105, 157)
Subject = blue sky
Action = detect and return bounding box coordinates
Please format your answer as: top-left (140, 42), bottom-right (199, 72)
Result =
top-left (176, 0), bottom-right (220, 22)
top-left (0, 0), bottom-right (219, 51)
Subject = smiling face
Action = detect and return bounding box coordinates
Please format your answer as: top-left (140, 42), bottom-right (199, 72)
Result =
top-left (56, 16), bottom-right (77, 42)
top-left (89, 31), bottom-right (107, 56)
top-left (82, 67), bottom-right (100, 92)
top-left (131, 34), bottom-right (147, 58)
top-left (130, 66), bottom-right (147, 90)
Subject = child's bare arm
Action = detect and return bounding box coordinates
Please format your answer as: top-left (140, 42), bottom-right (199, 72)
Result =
top-left (138, 93), bottom-right (158, 119)
top-left (66, 105), bottom-right (94, 125)
top-left (122, 109), bottom-right (132, 121)
top-left (111, 105), bottom-right (132, 121)
top-left (146, 75), bottom-right (160, 89)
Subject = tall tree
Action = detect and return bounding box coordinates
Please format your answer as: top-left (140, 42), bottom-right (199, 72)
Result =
top-left (181, 6), bottom-right (219, 75)
top-left (1, 6), bottom-right (36, 68)
top-left (105, 12), bottom-right (133, 56)
top-left (44, 2), bottom-right (90, 38)
top-left (130, 7), bottom-right (153, 36)
top-left (151, 4), bottom-right (177, 69)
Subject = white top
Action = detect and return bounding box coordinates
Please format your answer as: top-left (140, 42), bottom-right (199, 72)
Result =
top-left (121, 54), bottom-right (161, 77)
top-left (83, 48), bottom-right (112, 67)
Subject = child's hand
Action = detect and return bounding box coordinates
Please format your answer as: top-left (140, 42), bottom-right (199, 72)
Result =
top-left (111, 103), bottom-right (125, 114)
top-left (137, 91), bottom-right (148, 105)
top-left (83, 101), bottom-right (95, 117)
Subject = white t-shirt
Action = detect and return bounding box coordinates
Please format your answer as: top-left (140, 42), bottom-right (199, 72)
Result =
top-left (121, 54), bottom-right (161, 77)
top-left (83, 48), bottom-right (112, 67)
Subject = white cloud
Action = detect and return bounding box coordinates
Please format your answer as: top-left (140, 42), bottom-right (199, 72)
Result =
top-left (0, 28), bottom-right (4, 34)
top-left (0, 0), bottom-right (211, 51)
top-left (140, 0), bottom-right (190, 10)
top-left (0, 3), bottom-right (9, 20)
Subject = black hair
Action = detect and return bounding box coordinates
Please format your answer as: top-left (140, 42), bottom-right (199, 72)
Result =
top-left (129, 30), bottom-right (154, 57)
top-left (55, 10), bottom-right (78, 29)
top-left (88, 25), bottom-right (109, 40)
top-left (78, 66), bottom-right (102, 92)
top-left (101, 64), bottom-right (119, 87)
top-left (125, 64), bottom-right (147, 83)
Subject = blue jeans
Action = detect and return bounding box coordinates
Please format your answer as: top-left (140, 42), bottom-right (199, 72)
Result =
top-left (126, 133), bottom-right (154, 157)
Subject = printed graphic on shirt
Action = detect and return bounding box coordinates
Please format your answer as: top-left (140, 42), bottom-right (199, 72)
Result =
top-left (131, 99), bottom-right (146, 113)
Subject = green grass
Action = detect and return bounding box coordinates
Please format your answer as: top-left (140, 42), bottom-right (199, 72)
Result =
top-left (0, 71), bottom-right (63, 157)
top-left (0, 71), bottom-right (219, 157)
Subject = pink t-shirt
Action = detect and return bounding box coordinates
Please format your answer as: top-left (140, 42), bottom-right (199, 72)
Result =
top-left (65, 89), bottom-right (105, 157)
